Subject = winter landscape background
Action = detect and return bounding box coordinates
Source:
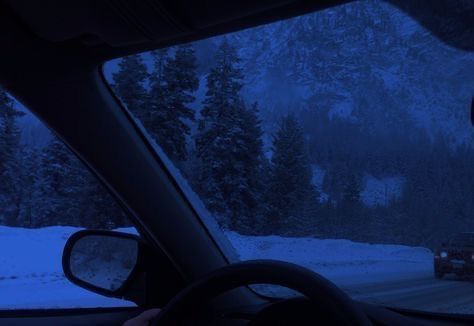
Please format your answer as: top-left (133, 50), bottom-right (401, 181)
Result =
top-left (0, 0), bottom-right (473, 312)
top-left (1, 1), bottom-right (473, 248)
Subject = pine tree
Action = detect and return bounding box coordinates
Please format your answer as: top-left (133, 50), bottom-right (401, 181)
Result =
top-left (338, 170), bottom-right (363, 234)
top-left (236, 102), bottom-right (267, 232)
top-left (340, 173), bottom-right (362, 207)
top-left (0, 89), bottom-right (24, 226)
top-left (37, 135), bottom-right (128, 228)
top-left (80, 174), bottom-right (129, 229)
top-left (266, 114), bottom-right (319, 235)
top-left (17, 147), bottom-right (42, 227)
top-left (36, 136), bottom-right (86, 226)
top-left (148, 45), bottom-right (199, 160)
top-left (149, 49), bottom-right (169, 88)
top-left (195, 40), bottom-right (265, 232)
top-left (112, 54), bottom-right (148, 121)
top-left (143, 49), bottom-right (169, 134)
top-left (195, 40), bottom-right (243, 223)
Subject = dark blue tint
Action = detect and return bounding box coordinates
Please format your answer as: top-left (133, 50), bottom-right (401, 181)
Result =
top-left (104, 0), bottom-right (474, 314)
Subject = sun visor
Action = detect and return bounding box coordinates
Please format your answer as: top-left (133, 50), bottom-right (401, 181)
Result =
top-left (4, 0), bottom-right (189, 46)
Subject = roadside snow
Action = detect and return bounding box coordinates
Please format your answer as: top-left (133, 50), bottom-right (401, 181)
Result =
top-left (0, 226), bottom-right (433, 309)
top-left (0, 226), bottom-right (135, 309)
top-left (225, 231), bottom-right (433, 287)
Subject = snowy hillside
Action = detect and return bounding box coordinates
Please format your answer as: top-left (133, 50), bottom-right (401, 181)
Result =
top-left (0, 226), bottom-right (432, 308)
top-left (99, 0), bottom-right (474, 146)
top-left (190, 1), bottom-right (474, 144)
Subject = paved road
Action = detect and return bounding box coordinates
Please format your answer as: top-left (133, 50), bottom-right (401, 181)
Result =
top-left (343, 275), bottom-right (474, 314)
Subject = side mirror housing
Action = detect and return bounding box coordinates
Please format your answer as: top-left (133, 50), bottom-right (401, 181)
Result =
top-left (63, 229), bottom-right (185, 307)
top-left (62, 230), bottom-right (142, 300)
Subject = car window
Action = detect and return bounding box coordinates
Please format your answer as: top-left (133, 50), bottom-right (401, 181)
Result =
top-left (0, 89), bottom-right (136, 309)
top-left (104, 0), bottom-right (474, 315)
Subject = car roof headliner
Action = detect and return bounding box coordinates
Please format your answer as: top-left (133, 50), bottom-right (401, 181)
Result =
top-left (0, 0), bottom-right (471, 92)
top-left (2, 0), bottom-right (474, 65)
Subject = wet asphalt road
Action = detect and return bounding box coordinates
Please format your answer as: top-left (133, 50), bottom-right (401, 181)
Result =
top-left (344, 275), bottom-right (474, 314)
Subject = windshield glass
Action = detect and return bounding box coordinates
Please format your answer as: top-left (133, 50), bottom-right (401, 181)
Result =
top-left (104, 1), bottom-right (474, 314)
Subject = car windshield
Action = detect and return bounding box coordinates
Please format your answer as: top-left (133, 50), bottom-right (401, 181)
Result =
top-left (104, 1), bottom-right (474, 314)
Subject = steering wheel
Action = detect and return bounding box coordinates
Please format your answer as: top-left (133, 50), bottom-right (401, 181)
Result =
top-left (152, 260), bottom-right (371, 325)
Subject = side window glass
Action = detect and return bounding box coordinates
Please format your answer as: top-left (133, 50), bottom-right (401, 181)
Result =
top-left (0, 88), bottom-right (136, 308)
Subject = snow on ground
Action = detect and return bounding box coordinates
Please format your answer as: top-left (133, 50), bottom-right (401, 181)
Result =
top-left (225, 231), bottom-right (433, 287)
top-left (0, 226), bottom-right (433, 309)
top-left (0, 226), bottom-right (135, 309)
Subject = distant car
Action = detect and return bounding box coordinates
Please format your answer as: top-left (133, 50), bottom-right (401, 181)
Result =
top-left (434, 233), bottom-right (474, 278)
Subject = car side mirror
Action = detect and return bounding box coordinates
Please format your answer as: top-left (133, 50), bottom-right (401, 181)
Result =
top-left (62, 230), bottom-right (141, 297)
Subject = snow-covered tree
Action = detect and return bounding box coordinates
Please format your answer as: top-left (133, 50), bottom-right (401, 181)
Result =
top-left (17, 147), bottom-right (43, 227)
top-left (149, 49), bottom-right (169, 89)
top-left (35, 136), bottom-right (86, 226)
top-left (195, 40), bottom-right (265, 232)
top-left (79, 174), bottom-right (129, 229)
top-left (266, 114), bottom-right (319, 234)
top-left (141, 49), bottom-right (169, 134)
top-left (36, 136), bottom-right (128, 228)
top-left (0, 89), bottom-right (24, 226)
top-left (148, 45), bottom-right (198, 160)
top-left (112, 54), bottom-right (148, 121)
top-left (234, 102), bottom-right (267, 233)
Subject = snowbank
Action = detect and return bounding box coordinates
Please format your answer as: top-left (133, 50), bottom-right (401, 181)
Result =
top-left (0, 226), bottom-right (134, 309)
top-left (225, 231), bottom-right (433, 287)
top-left (0, 226), bottom-right (433, 308)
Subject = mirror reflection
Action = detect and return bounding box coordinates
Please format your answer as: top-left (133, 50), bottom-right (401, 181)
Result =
top-left (69, 235), bottom-right (138, 291)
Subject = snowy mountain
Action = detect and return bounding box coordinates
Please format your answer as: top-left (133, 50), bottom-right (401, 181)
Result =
top-left (9, 0), bottom-right (473, 244)
top-left (191, 0), bottom-right (473, 145)
top-left (23, 1), bottom-right (473, 148)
